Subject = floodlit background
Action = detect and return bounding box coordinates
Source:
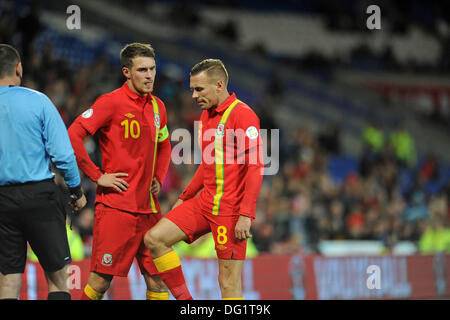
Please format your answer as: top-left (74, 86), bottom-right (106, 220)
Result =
top-left (2, 0), bottom-right (449, 299)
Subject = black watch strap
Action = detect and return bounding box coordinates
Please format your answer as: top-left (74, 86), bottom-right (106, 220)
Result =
top-left (68, 185), bottom-right (83, 201)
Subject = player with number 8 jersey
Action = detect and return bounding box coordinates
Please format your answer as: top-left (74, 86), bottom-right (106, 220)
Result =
top-left (144, 58), bottom-right (264, 300)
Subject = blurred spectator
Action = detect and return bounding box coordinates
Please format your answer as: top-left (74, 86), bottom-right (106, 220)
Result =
top-left (318, 126), bottom-right (341, 155)
top-left (418, 216), bottom-right (450, 254)
top-left (389, 123), bottom-right (418, 168)
top-left (266, 71), bottom-right (285, 100)
top-left (73, 207), bottom-right (94, 257)
top-left (216, 19), bottom-right (239, 43)
top-left (328, 199), bottom-right (346, 240)
top-left (404, 190), bottom-right (428, 222)
top-left (346, 206), bottom-right (366, 240)
top-left (360, 120), bottom-right (385, 177)
top-left (362, 120), bottom-right (385, 153)
top-left (17, 3), bottom-right (41, 65)
top-left (0, 8), bottom-right (16, 43)
top-left (169, 0), bottom-right (201, 29)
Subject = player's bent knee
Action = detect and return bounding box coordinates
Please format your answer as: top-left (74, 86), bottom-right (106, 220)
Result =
top-left (144, 229), bottom-right (162, 252)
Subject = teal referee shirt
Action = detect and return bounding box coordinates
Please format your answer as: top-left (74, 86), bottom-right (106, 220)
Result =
top-left (0, 85), bottom-right (80, 187)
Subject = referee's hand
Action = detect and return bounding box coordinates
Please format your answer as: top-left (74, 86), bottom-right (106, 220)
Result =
top-left (97, 172), bottom-right (129, 192)
top-left (69, 194), bottom-right (87, 212)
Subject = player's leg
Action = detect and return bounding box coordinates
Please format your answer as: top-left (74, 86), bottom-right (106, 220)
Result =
top-left (209, 214), bottom-right (249, 299)
top-left (218, 258), bottom-right (245, 299)
top-left (44, 264), bottom-right (71, 300)
top-left (137, 214), bottom-right (169, 300)
top-left (81, 271), bottom-right (113, 300)
top-left (81, 204), bottom-right (140, 300)
top-left (23, 183), bottom-right (73, 300)
top-left (0, 215), bottom-right (25, 299)
top-left (0, 209), bottom-right (23, 299)
top-left (143, 273), bottom-right (169, 300)
top-left (0, 183), bottom-right (43, 299)
top-left (144, 217), bottom-right (188, 258)
top-left (0, 273), bottom-right (22, 299)
top-left (143, 197), bottom-right (210, 300)
top-left (144, 217), bottom-right (192, 300)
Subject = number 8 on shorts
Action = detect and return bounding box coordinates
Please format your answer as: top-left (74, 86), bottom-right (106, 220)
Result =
top-left (217, 225), bottom-right (228, 245)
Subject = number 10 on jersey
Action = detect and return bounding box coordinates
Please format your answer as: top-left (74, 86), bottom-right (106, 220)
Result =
top-left (121, 119), bottom-right (141, 139)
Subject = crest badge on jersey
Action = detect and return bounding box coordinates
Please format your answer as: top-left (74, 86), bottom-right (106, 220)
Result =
top-left (81, 108), bottom-right (93, 119)
top-left (154, 114), bottom-right (160, 128)
top-left (216, 123), bottom-right (225, 136)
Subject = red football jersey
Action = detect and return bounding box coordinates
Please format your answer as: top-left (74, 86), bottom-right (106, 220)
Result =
top-left (68, 82), bottom-right (170, 214)
top-left (179, 93), bottom-right (264, 218)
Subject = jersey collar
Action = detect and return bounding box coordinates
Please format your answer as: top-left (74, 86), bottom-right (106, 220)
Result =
top-left (122, 82), bottom-right (150, 103)
top-left (212, 92), bottom-right (237, 114)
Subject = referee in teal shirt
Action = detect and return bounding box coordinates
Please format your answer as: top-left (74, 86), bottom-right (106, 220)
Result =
top-left (0, 44), bottom-right (87, 300)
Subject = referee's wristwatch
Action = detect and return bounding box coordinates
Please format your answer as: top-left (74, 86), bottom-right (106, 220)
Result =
top-left (69, 185), bottom-right (83, 201)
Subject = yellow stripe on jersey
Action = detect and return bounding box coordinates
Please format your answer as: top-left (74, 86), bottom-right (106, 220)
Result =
top-left (211, 99), bottom-right (241, 216)
top-left (149, 96), bottom-right (160, 213)
top-left (158, 124), bottom-right (169, 142)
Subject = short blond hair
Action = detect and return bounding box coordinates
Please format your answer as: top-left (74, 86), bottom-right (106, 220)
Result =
top-left (190, 59), bottom-right (229, 86)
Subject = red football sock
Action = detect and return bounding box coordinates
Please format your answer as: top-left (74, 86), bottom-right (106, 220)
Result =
top-left (153, 251), bottom-right (192, 300)
top-left (158, 266), bottom-right (192, 300)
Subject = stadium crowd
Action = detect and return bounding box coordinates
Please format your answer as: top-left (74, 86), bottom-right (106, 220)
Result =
top-left (2, 2), bottom-right (449, 261)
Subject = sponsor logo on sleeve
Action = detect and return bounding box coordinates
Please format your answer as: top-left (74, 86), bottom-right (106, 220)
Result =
top-left (246, 126), bottom-right (259, 139)
top-left (81, 108), bottom-right (93, 119)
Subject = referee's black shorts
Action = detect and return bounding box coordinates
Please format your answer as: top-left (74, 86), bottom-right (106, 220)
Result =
top-left (0, 179), bottom-right (72, 275)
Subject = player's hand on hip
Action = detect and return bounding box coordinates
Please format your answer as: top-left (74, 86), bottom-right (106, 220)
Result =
top-left (172, 198), bottom-right (184, 210)
top-left (70, 194), bottom-right (87, 212)
top-left (151, 177), bottom-right (161, 195)
top-left (235, 215), bottom-right (252, 241)
top-left (97, 172), bottom-right (129, 192)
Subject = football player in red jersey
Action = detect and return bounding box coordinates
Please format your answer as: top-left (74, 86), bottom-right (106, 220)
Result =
top-left (144, 59), bottom-right (264, 300)
top-left (68, 43), bottom-right (186, 300)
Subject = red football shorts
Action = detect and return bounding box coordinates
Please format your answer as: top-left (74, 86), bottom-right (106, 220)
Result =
top-left (164, 196), bottom-right (251, 260)
top-left (90, 203), bottom-right (160, 277)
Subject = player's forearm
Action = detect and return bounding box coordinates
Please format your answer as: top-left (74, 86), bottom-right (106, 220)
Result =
top-left (179, 164), bottom-right (204, 200)
top-left (154, 139), bottom-right (171, 185)
top-left (68, 121), bottom-right (103, 182)
top-left (239, 163), bottom-right (263, 219)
